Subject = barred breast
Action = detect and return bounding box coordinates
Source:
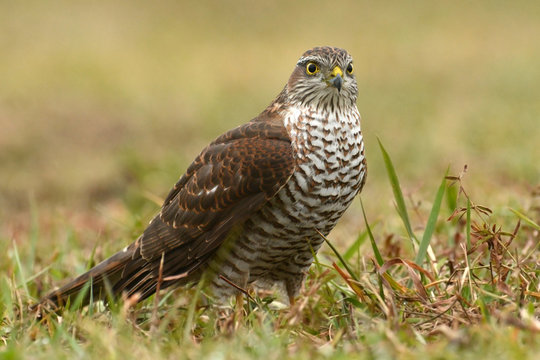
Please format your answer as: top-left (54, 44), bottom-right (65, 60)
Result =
top-left (210, 105), bottom-right (367, 300)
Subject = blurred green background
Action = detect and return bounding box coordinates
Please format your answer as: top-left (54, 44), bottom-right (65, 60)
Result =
top-left (1, 0), bottom-right (539, 239)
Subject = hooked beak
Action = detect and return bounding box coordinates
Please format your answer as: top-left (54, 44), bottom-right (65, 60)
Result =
top-left (327, 66), bottom-right (344, 92)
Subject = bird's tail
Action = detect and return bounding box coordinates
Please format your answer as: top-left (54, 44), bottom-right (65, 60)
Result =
top-left (35, 243), bottom-right (148, 310)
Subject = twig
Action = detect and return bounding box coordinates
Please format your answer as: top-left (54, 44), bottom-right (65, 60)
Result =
top-left (218, 274), bottom-right (256, 303)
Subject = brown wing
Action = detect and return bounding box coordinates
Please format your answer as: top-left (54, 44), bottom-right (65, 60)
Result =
top-left (36, 117), bottom-right (295, 308)
top-left (131, 119), bottom-right (295, 286)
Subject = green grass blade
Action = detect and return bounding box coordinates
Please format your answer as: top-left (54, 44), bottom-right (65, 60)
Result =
top-left (53, 320), bottom-right (85, 356)
top-left (88, 277), bottom-right (94, 316)
top-left (28, 194), bottom-right (39, 275)
top-left (319, 230), bottom-right (359, 282)
top-left (69, 279), bottom-right (92, 311)
top-left (12, 240), bottom-right (30, 296)
top-left (377, 138), bottom-right (417, 245)
top-left (360, 198), bottom-right (383, 266)
top-left (509, 208), bottom-right (540, 231)
top-left (343, 228), bottom-right (369, 262)
top-left (445, 179), bottom-right (458, 215)
top-left (183, 276), bottom-right (205, 342)
top-left (415, 171), bottom-right (447, 265)
top-left (0, 276), bottom-right (13, 318)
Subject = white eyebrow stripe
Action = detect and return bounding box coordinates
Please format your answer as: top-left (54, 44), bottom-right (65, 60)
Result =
top-left (296, 55), bottom-right (321, 65)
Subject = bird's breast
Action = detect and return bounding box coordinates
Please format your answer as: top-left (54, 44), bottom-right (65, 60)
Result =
top-left (279, 105), bottom-right (367, 231)
top-left (209, 104), bottom-right (368, 293)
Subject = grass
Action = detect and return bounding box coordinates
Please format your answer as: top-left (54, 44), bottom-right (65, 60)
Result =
top-left (1, 145), bottom-right (538, 359)
top-left (1, 0), bottom-right (540, 358)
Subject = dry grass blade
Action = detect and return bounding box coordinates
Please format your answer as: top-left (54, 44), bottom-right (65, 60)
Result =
top-left (371, 258), bottom-right (409, 294)
top-left (332, 263), bottom-right (367, 302)
top-left (151, 252), bottom-right (166, 333)
top-left (378, 258), bottom-right (435, 301)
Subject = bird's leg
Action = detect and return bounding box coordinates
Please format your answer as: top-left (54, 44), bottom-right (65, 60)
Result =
top-left (218, 273), bottom-right (248, 325)
top-left (235, 291), bottom-right (244, 324)
top-left (233, 277), bottom-right (250, 328)
top-left (288, 294), bottom-right (296, 307)
top-left (285, 275), bottom-right (304, 308)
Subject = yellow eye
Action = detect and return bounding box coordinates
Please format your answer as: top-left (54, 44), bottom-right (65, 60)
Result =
top-left (306, 62), bottom-right (320, 75)
top-left (346, 63), bottom-right (354, 74)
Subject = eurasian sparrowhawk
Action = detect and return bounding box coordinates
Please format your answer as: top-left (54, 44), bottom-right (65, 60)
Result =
top-left (36, 46), bottom-right (367, 309)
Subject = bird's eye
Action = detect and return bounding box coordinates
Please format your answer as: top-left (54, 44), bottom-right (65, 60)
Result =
top-left (346, 63), bottom-right (354, 74)
top-left (306, 62), bottom-right (320, 75)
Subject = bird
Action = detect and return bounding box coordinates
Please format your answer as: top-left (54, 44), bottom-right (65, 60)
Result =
top-left (35, 46), bottom-right (367, 311)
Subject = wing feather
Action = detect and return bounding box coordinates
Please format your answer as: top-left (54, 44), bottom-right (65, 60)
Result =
top-left (138, 119), bottom-right (295, 283)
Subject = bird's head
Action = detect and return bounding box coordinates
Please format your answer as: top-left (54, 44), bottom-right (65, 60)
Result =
top-left (287, 46), bottom-right (358, 111)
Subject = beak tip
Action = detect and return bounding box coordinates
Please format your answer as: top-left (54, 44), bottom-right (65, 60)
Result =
top-left (330, 75), bottom-right (343, 92)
